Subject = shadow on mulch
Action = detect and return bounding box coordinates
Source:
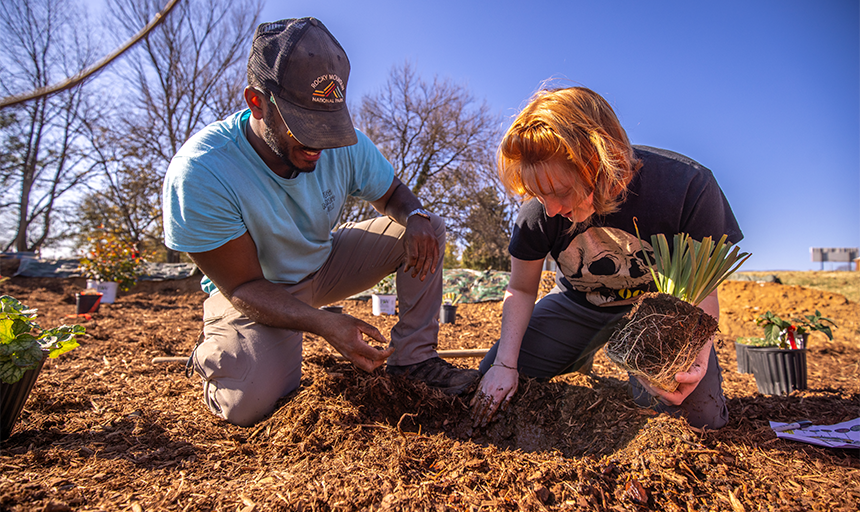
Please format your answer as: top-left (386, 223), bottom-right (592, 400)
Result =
top-left (253, 354), bottom-right (649, 461)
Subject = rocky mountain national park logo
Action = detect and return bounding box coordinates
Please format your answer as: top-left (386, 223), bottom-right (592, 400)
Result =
top-left (311, 74), bottom-right (345, 104)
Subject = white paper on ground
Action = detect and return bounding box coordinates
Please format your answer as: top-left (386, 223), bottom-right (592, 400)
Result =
top-left (770, 417), bottom-right (860, 448)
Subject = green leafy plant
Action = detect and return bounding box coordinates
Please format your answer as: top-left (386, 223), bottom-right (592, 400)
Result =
top-left (371, 274), bottom-right (396, 295)
top-left (734, 336), bottom-right (771, 347)
top-left (797, 310), bottom-right (838, 340)
top-left (79, 230), bottom-right (145, 291)
top-left (754, 310), bottom-right (837, 349)
top-left (0, 295), bottom-right (85, 384)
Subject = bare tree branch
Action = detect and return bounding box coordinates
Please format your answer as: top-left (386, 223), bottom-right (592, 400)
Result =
top-left (72, 0), bottom-right (261, 261)
top-left (0, 0), bottom-right (182, 110)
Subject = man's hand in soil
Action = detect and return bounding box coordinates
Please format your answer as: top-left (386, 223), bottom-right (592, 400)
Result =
top-left (638, 337), bottom-right (713, 406)
top-left (320, 313), bottom-right (394, 372)
top-left (402, 215), bottom-right (439, 281)
top-left (470, 365), bottom-right (518, 427)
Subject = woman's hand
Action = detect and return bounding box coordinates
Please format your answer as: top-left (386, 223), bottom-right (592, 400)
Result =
top-left (637, 337), bottom-right (712, 406)
top-left (470, 364), bottom-right (519, 427)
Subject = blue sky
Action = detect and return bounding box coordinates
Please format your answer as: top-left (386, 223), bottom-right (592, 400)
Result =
top-left (263, 0), bottom-right (858, 271)
top-left (93, 0), bottom-right (860, 271)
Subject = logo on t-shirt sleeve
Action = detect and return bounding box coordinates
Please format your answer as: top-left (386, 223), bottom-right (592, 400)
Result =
top-left (557, 227), bottom-right (654, 307)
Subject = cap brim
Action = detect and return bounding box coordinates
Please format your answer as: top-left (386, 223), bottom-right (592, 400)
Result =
top-left (273, 98), bottom-right (358, 149)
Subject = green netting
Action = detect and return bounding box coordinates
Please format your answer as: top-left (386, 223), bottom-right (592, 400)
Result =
top-left (441, 269), bottom-right (511, 303)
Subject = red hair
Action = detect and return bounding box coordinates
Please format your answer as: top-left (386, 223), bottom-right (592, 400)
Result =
top-left (498, 87), bottom-right (640, 216)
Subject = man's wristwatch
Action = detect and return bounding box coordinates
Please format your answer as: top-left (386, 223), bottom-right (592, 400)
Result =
top-left (407, 208), bottom-right (431, 221)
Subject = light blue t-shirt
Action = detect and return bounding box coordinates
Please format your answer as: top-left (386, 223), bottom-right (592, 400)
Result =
top-left (163, 110), bottom-right (395, 294)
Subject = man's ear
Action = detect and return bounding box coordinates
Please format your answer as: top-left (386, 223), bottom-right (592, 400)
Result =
top-left (244, 87), bottom-right (265, 119)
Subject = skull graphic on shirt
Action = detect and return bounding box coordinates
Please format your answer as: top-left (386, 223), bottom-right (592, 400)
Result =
top-left (557, 227), bottom-right (654, 306)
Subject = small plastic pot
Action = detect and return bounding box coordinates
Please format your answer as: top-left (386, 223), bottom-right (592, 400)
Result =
top-left (440, 304), bottom-right (457, 324)
top-left (86, 281), bottom-right (119, 304)
top-left (371, 294), bottom-right (396, 316)
top-left (75, 292), bottom-right (102, 314)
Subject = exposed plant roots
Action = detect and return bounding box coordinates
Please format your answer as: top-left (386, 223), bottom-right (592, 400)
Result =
top-left (604, 292), bottom-right (718, 392)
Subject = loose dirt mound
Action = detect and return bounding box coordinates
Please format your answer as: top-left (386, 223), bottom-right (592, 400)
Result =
top-left (0, 275), bottom-right (857, 511)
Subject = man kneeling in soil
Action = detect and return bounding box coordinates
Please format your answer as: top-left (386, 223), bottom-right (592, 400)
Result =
top-left (162, 17), bottom-right (479, 426)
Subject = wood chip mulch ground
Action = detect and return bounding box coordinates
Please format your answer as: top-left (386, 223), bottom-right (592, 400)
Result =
top-left (0, 275), bottom-right (858, 511)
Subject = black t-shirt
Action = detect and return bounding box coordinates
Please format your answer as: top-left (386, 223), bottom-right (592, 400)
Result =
top-left (509, 145), bottom-right (744, 311)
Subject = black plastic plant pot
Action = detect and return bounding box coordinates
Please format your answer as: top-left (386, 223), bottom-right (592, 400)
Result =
top-left (440, 304), bottom-right (457, 324)
top-left (748, 347), bottom-right (807, 395)
top-left (0, 351), bottom-right (48, 442)
top-left (321, 305), bottom-right (343, 314)
top-left (734, 341), bottom-right (753, 374)
top-left (75, 292), bottom-right (102, 314)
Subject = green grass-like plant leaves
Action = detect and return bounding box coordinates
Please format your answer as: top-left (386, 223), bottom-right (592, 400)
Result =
top-left (635, 220), bottom-right (751, 306)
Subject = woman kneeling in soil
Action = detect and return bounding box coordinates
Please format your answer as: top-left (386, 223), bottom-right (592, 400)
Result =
top-left (470, 86), bottom-right (742, 430)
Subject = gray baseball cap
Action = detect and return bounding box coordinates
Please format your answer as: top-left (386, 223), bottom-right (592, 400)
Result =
top-left (247, 18), bottom-right (357, 149)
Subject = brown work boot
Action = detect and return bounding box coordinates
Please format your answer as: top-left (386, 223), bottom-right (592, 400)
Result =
top-left (386, 357), bottom-right (480, 395)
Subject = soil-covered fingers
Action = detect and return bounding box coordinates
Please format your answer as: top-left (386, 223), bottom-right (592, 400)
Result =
top-left (352, 322), bottom-right (394, 371)
top-left (636, 374), bottom-right (695, 407)
top-left (470, 369), bottom-right (518, 427)
top-left (353, 344), bottom-right (395, 372)
top-left (323, 316), bottom-right (392, 372)
top-left (675, 362), bottom-right (706, 384)
top-left (470, 391), bottom-right (499, 428)
top-left (647, 338), bottom-right (713, 405)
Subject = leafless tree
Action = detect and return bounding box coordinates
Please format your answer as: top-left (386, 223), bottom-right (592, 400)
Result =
top-left (0, 0), bottom-right (102, 254)
top-left (461, 187), bottom-right (514, 271)
top-left (70, 122), bottom-right (164, 258)
top-left (350, 62), bottom-right (504, 241)
top-left (81, 0), bottom-right (261, 261)
top-left (349, 62), bottom-right (521, 268)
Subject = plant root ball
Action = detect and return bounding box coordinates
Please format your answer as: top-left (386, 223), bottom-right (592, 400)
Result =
top-left (604, 292), bottom-right (719, 393)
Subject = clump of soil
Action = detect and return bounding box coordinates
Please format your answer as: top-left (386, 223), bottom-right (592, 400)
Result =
top-left (605, 292), bottom-right (719, 392)
top-left (0, 275), bottom-right (858, 511)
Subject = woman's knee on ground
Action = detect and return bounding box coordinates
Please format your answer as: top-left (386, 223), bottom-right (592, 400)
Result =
top-left (628, 376), bottom-right (729, 430)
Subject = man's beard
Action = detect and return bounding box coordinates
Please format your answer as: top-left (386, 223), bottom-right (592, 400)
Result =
top-left (263, 107), bottom-right (315, 179)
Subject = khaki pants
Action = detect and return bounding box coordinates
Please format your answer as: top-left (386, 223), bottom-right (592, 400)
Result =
top-left (193, 215), bottom-right (445, 426)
